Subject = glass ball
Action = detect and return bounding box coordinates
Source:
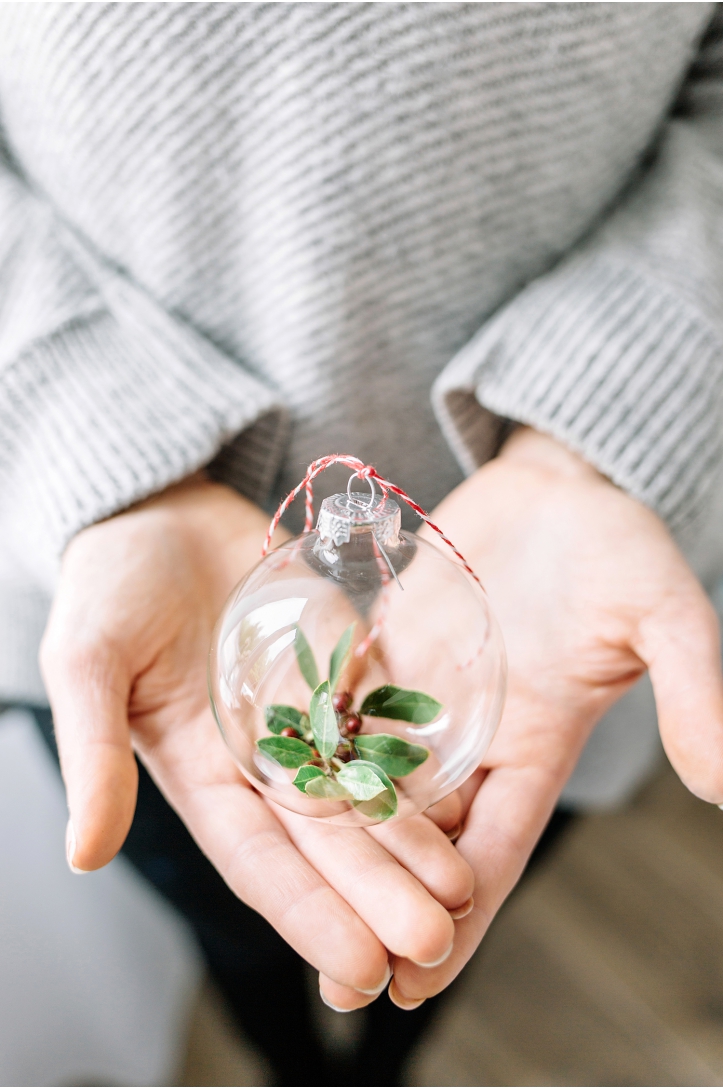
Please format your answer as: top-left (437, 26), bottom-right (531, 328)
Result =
top-left (209, 492), bottom-right (506, 825)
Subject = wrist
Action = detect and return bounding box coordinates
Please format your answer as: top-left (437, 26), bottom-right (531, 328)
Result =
top-left (67, 474), bottom-right (285, 597)
top-left (136, 476), bottom-right (288, 587)
top-left (498, 426), bottom-right (605, 485)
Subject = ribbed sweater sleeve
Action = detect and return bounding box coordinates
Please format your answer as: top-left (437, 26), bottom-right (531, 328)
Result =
top-left (433, 12), bottom-right (723, 531)
top-left (0, 163), bottom-right (287, 585)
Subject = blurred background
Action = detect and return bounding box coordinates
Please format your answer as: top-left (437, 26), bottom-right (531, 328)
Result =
top-left (3, 692), bottom-right (723, 1087)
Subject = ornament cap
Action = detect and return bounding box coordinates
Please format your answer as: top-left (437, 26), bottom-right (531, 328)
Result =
top-left (316, 492), bottom-right (401, 548)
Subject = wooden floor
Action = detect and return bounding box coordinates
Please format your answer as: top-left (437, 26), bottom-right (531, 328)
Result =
top-left (179, 759), bottom-right (723, 1086)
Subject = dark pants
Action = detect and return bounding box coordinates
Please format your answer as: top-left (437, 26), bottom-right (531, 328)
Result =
top-left (31, 706), bottom-right (573, 1087)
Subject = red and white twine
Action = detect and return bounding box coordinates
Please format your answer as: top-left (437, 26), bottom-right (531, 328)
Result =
top-left (262, 453), bottom-right (483, 591)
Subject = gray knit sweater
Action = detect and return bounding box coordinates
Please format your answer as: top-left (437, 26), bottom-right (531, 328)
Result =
top-left (1, 2), bottom-right (722, 702)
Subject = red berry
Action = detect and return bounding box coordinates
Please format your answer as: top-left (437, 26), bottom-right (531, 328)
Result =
top-left (333, 691), bottom-right (352, 713)
top-left (280, 726), bottom-right (300, 738)
top-left (342, 712), bottom-right (361, 736)
top-left (335, 743), bottom-right (353, 762)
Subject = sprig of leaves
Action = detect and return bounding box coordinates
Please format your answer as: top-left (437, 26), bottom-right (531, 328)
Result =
top-left (256, 626), bottom-right (440, 821)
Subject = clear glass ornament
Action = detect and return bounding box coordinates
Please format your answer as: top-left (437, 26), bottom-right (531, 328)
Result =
top-left (209, 487), bottom-right (506, 825)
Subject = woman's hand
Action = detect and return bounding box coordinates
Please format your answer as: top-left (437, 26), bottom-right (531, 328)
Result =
top-left (331, 427), bottom-right (723, 1011)
top-left (40, 476), bottom-right (473, 1003)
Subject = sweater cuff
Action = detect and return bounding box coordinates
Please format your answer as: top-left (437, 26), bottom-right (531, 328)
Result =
top-left (433, 254), bottom-right (723, 529)
top-left (0, 304), bottom-right (287, 585)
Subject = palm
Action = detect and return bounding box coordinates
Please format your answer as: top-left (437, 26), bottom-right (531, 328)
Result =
top-left (471, 459), bottom-right (657, 771)
top-left (120, 533), bottom-right (230, 793)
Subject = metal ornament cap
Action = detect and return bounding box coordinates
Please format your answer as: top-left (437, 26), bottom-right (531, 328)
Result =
top-left (316, 492), bottom-right (402, 548)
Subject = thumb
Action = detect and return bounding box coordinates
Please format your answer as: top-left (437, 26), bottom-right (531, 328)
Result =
top-left (639, 578), bottom-right (723, 804)
top-left (40, 632), bottom-right (138, 871)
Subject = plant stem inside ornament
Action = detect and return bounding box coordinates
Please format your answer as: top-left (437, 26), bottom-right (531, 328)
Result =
top-left (255, 624), bottom-right (440, 821)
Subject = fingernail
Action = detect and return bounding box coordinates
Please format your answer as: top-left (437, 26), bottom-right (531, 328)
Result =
top-left (319, 987), bottom-right (355, 1013)
top-left (356, 963), bottom-right (392, 996)
top-left (445, 822), bottom-right (462, 842)
top-left (449, 896), bottom-right (474, 921)
top-left (388, 979), bottom-right (425, 1011)
top-left (66, 820), bottom-right (88, 875)
top-left (410, 942), bottom-right (454, 969)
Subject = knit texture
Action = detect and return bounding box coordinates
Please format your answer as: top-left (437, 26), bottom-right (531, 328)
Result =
top-left (0, 2), bottom-right (721, 699)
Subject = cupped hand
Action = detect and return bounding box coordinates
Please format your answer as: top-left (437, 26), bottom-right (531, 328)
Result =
top-left (336, 426), bottom-right (723, 1011)
top-left (40, 476), bottom-right (473, 1002)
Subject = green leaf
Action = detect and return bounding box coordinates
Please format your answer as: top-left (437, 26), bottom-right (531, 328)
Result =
top-left (359, 685), bottom-right (442, 725)
top-left (310, 680), bottom-right (339, 759)
top-left (353, 733), bottom-right (429, 777)
top-left (305, 775), bottom-right (352, 800)
top-left (338, 760), bottom-right (398, 821)
top-left (292, 765), bottom-right (327, 792)
top-left (256, 735), bottom-right (313, 768)
top-left (329, 623), bottom-right (355, 694)
top-left (295, 627), bottom-right (320, 690)
top-left (264, 705), bottom-right (307, 736)
top-left (337, 762), bottom-right (387, 801)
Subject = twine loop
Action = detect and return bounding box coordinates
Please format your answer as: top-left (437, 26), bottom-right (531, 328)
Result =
top-left (261, 454), bottom-right (482, 591)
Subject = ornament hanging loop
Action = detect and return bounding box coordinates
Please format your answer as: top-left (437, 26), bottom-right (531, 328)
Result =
top-left (347, 471), bottom-right (377, 510)
top-left (261, 452), bottom-right (484, 593)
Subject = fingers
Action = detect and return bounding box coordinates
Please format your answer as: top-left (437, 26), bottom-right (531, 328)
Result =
top-left (426, 773), bottom-right (487, 839)
top-left (389, 759), bottom-right (561, 1007)
top-left (638, 581), bottom-right (723, 803)
top-left (272, 805), bottom-right (456, 968)
top-left (40, 633), bottom-right (138, 871)
top-left (424, 790), bottom-right (463, 835)
top-left (310, 813), bottom-right (473, 1013)
top-left (145, 712), bottom-right (393, 993)
top-left (318, 965), bottom-right (392, 1012)
top-left (368, 812), bottom-right (474, 910)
